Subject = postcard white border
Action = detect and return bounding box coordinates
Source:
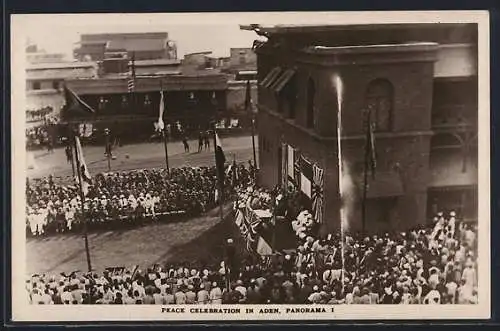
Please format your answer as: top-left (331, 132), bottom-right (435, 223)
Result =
top-left (11, 10), bottom-right (491, 321)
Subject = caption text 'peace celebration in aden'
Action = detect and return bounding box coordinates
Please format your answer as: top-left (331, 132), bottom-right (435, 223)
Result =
top-left (24, 19), bottom-right (478, 308)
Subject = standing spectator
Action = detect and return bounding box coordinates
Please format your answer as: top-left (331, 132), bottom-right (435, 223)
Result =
top-left (204, 131), bottom-right (211, 151)
top-left (182, 136), bottom-right (190, 153)
top-left (198, 132), bottom-right (204, 153)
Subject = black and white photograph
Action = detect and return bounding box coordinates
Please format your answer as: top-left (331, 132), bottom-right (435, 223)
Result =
top-left (11, 11), bottom-right (490, 321)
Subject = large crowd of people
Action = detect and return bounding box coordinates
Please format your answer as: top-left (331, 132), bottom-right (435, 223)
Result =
top-left (26, 178), bottom-right (478, 305)
top-left (25, 164), bottom-right (254, 237)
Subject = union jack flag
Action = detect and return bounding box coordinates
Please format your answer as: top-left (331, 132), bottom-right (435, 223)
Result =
top-left (312, 164), bottom-right (324, 223)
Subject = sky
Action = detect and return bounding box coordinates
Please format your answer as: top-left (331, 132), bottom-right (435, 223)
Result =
top-left (25, 22), bottom-right (257, 59)
top-left (15, 11), bottom-right (483, 60)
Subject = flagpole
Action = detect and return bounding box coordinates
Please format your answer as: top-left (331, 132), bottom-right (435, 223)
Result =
top-left (272, 194), bottom-right (277, 253)
top-left (246, 80), bottom-right (258, 179)
top-left (251, 115), bottom-right (257, 174)
top-left (213, 124), bottom-right (224, 222)
top-left (361, 109), bottom-right (371, 235)
top-left (72, 129), bottom-right (93, 274)
top-left (160, 81), bottom-right (170, 173)
top-left (213, 122), bottom-right (229, 291)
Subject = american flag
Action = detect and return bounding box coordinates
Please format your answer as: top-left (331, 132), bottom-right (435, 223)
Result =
top-left (128, 52), bottom-right (136, 92)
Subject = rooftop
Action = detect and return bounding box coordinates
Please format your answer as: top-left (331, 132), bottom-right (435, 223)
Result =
top-left (27, 61), bottom-right (97, 71)
top-left (241, 23), bottom-right (476, 35)
top-left (81, 32), bottom-right (168, 41)
top-left (133, 59), bottom-right (181, 67)
top-left (185, 51), bottom-right (213, 56)
top-left (303, 42), bottom-right (439, 54)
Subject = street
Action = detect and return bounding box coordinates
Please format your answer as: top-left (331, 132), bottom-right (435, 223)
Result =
top-left (27, 134), bottom-right (258, 179)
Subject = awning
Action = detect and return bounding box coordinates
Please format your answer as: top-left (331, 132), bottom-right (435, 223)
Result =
top-left (260, 67), bottom-right (282, 88)
top-left (428, 151), bottom-right (477, 187)
top-left (271, 69), bottom-right (296, 93)
top-left (357, 172), bottom-right (404, 198)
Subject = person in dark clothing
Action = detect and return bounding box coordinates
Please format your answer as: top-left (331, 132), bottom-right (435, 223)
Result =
top-left (198, 132), bottom-right (204, 153)
top-left (204, 132), bottom-right (210, 150)
top-left (182, 136), bottom-right (190, 153)
top-left (65, 145), bottom-right (73, 164)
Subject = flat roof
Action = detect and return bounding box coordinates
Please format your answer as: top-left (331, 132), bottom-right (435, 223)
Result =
top-left (304, 42), bottom-right (438, 54)
top-left (133, 59), bottom-right (181, 66)
top-left (241, 23), bottom-right (476, 35)
top-left (81, 32), bottom-right (168, 40)
top-left (185, 51), bottom-right (213, 56)
top-left (27, 61), bottom-right (97, 70)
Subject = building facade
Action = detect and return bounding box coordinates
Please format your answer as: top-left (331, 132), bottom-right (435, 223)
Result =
top-left (74, 32), bottom-right (178, 61)
top-left (26, 61), bottom-right (98, 121)
top-left (63, 63), bottom-right (228, 141)
top-left (247, 24), bottom-right (478, 233)
top-left (229, 47), bottom-right (257, 71)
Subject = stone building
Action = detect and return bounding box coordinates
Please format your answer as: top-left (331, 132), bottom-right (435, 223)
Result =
top-left (26, 61), bottom-right (97, 119)
top-left (243, 23), bottom-right (478, 233)
top-left (73, 32), bottom-right (177, 61)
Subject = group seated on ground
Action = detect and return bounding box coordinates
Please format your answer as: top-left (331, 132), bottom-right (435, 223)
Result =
top-left (25, 164), bottom-right (254, 237)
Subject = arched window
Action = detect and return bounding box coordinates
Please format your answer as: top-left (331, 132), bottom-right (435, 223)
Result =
top-left (365, 79), bottom-right (393, 131)
top-left (306, 78), bottom-right (315, 128)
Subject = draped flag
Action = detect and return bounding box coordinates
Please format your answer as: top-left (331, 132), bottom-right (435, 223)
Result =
top-left (235, 209), bottom-right (244, 227)
top-left (255, 236), bottom-right (273, 256)
top-left (300, 156), bottom-right (313, 198)
top-left (312, 164), bottom-right (325, 223)
top-left (154, 90), bottom-right (165, 131)
top-left (281, 142), bottom-right (287, 188)
top-left (63, 86), bottom-right (95, 115)
top-left (287, 145), bottom-right (294, 182)
top-left (294, 149), bottom-right (301, 188)
top-left (367, 119), bottom-right (377, 179)
top-left (215, 132), bottom-right (226, 188)
top-left (128, 52), bottom-right (136, 93)
top-left (74, 136), bottom-right (92, 195)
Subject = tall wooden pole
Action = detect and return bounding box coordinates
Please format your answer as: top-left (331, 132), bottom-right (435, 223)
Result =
top-left (361, 109), bottom-right (371, 235)
top-left (212, 124), bottom-right (224, 222)
top-left (72, 130), bottom-right (92, 273)
top-left (105, 128), bottom-right (111, 172)
top-left (160, 81), bottom-right (170, 173)
top-left (212, 122), bottom-right (228, 291)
